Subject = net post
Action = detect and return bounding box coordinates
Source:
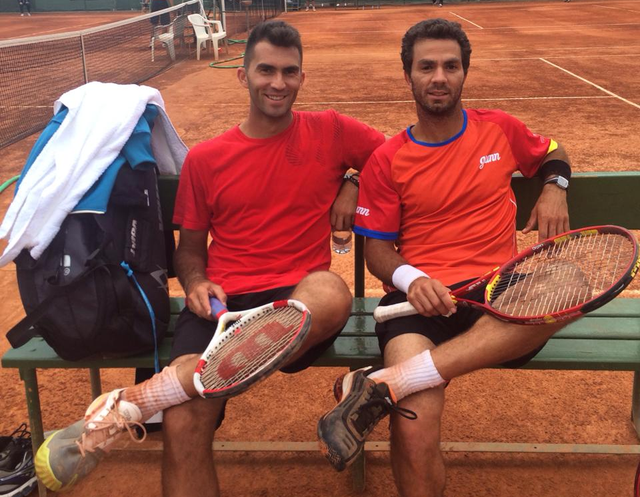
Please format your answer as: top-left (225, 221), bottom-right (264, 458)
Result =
top-left (80, 34), bottom-right (89, 83)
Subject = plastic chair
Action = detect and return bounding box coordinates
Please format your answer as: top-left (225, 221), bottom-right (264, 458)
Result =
top-left (187, 13), bottom-right (227, 61)
top-left (151, 15), bottom-right (187, 62)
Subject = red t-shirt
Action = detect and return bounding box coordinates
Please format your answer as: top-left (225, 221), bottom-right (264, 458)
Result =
top-left (354, 109), bottom-right (554, 287)
top-left (174, 110), bottom-right (385, 295)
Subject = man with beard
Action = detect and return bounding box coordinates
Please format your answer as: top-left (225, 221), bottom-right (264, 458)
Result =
top-left (318, 18), bottom-right (572, 496)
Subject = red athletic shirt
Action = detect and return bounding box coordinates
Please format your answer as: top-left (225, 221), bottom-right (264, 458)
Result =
top-left (173, 110), bottom-right (384, 295)
top-left (354, 109), bottom-right (555, 287)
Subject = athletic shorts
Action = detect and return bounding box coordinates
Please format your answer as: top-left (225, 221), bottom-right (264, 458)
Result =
top-left (170, 285), bottom-right (344, 429)
top-left (375, 279), bottom-right (545, 369)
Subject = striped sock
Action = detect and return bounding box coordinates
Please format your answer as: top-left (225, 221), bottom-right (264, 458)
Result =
top-left (122, 365), bottom-right (192, 422)
top-left (368, 349), bottom-right (445, 401)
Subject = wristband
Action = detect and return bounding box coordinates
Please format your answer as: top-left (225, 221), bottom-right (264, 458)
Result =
top-left (392, 264), bottom-right (429, 294)
top-left (344, 171), bottom-right (359, 187)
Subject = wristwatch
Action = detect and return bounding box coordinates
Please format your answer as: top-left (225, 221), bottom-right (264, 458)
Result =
top-left (544, 175), bottom-right (569, 191)
top-left (344, 171), bottom-right (360, 187)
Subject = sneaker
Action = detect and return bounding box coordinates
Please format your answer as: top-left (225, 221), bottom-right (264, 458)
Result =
top-left (35, 389), bottom-right (145, 492)
top-left (305, 5), bottom-right (309, 10)
top-left (312, 5), bottom-right (316, 10)
top-left (317, 366), bottom-right (417, 472)
top-left (0, 424), bottom-right (37, 497)
top-left (20, 13), bottom-right (24, 16)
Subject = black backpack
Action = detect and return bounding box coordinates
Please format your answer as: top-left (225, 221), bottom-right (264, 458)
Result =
top-left (6, 164), bottom-right (172, 362)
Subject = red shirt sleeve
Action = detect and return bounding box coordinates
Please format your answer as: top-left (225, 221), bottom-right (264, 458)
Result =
top-left (489, 110), bottom-right (552, 178)
top-left (353, 142), bottom-right (402, 240)
top-left (335, 112), bottom-right (385, 171)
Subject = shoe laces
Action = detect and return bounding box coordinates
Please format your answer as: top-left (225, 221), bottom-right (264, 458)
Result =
top-left (352, 385), bottom-right (417, 434)
top-left (76, 410), bottom-right (146, 457)
top-left (8, 424), bottom-right (30, 441)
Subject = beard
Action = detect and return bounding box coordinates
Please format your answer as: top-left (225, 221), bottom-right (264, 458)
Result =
top-left (412, 83), bottom-right (463, 117)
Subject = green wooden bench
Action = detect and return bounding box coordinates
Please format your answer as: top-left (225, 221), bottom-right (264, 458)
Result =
top-left (3, 172), bottom-right (640, 495)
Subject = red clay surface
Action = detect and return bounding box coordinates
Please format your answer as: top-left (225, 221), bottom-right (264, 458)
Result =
top-left (1, 1), bottom-right (640, 495)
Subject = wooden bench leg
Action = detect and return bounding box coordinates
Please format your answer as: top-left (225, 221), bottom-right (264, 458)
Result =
top-left (351, 450), bottom-right (366, 493)
top-left (20, 367), bottom-right (48, 497)
top-left (632, 371), bottom-right (640, 440)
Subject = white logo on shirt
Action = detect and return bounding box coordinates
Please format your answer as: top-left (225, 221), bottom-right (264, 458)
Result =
top-left (356, 206), bottom-right (370, 217)
top-left (479, 152), bottom-right (501, 169)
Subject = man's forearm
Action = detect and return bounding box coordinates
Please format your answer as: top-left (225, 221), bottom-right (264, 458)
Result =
top-left (174, 246), bottom-right (208, 294)
top-left (365, 238), bottom-right (409, 287)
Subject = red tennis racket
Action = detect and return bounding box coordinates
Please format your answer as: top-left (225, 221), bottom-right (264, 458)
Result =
top-left (374, 225), bottom-right (639, 326)
top-left (194, 298), bottom-right (311, 398)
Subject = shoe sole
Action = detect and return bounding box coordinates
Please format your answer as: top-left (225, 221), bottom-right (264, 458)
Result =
top-left (34, 430), bottom-right (78, 492)
top-left (318, 370), bottom-right (369, 472)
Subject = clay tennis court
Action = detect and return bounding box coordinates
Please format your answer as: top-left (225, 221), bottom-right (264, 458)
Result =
top-left (0, 0), bottom-right (639, 495)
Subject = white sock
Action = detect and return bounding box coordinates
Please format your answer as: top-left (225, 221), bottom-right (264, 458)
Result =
top-left (122, 366), bottom-right (192, 422)
top-left (368, 349), bottom-right (446, 401)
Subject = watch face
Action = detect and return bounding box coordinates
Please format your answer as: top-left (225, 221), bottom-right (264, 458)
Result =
top-left (557, 176), bottom-right (569, 189)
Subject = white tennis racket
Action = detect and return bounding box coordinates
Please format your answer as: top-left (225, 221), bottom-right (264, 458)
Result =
top-left (194, 298), bottom-right (311, 398)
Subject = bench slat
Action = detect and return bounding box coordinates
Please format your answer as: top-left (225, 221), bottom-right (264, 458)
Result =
top-left (342, 315), bottom-right (640, 340)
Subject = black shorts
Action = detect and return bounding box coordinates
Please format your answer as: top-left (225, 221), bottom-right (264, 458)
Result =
top-left (375, 279), bottom-right (545, 369)
top-left (170, 285), bottom-right (343, 429)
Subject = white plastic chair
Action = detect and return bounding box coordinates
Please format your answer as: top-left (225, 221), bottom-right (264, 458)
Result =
top-left (151, 15), bottom-right (188, 62)
top-left (187, 13), bottom-right (227, 61)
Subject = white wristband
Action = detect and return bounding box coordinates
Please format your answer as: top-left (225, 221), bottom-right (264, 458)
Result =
top-left (392, 264), bottom-right (429, 294)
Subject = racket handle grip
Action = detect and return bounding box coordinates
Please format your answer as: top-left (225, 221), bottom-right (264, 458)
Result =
top-left (373, 301), bottom-right (419, 323)
top-left (209, 297), bottom-right (227, 317)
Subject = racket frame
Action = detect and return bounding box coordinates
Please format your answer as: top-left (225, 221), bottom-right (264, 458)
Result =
top-left (193, 299), bottom-right (311, 399)
top-left (374, 225), bottom-right (639, 325)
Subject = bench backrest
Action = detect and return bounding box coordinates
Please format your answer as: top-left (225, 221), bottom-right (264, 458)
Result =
top-left (158, 172), bottom-right (640, 297)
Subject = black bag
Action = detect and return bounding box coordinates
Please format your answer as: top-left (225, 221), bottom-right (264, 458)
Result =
top-left (6, 165), bottom-right (172, 362)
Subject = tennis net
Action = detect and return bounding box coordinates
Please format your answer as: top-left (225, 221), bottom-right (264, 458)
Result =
top-left (0, 0), bottom-right (203, 150)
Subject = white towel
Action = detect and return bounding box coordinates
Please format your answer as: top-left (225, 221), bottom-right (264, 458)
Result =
top-left (0, 82), bottom-right (188, 267)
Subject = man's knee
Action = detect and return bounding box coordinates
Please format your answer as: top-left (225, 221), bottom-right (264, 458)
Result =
top-left (293, 271), bottom-right (352, 329)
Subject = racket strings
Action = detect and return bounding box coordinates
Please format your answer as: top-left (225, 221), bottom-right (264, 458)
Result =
top-left (199, 306), bottom-right (304, 391)
top-left (489, 233), bottom-right (635, 317)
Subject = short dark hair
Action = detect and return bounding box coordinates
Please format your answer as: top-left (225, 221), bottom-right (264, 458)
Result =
top-left (401, 18), bottom-right (472, 75)
top-left (244, 20), bottom-right (303, 68)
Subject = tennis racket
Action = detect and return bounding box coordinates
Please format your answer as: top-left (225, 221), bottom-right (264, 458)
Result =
top-left (193, 298), bottom-right (311, 398)
top-left (374, 225), bottom-right (639, 326)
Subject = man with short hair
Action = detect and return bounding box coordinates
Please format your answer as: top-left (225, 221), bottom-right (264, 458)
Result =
top-left (318, 18), bottom-right (572, 497)
top-left (35, 20), bottom-right (385, 497)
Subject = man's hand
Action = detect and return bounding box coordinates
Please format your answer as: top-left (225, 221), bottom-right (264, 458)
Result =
top-left (522, 184), bottom-right (569, 241)
top-left (330, 181), bottom-right (358, 231)
top-left (185, 277), bottom-right (227, 320)
top-left (407, 277), bottom-right (456, 317)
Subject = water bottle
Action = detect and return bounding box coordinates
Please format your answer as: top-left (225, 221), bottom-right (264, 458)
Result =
top-left (332, 230), bottom-right (352, 254)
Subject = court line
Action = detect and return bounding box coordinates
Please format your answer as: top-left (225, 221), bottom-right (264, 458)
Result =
top-left (293, 96), bottom-right (615, 106)
top-left (539, 58), bottom-right (640, 110)
top-left (449, 12), bottom-right (484, 30)
top-left (312, 22), bottom-right (640, 32)
top-left (303, 53), bottom-right (640, 65)
top-left (0, 97), bottom-right (617, 111)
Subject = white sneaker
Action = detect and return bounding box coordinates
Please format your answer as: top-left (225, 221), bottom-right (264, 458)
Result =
top-left (20, 13), bottom-right (24, 16)
top-left (312, 5), bottom-right (316, 10)
top-left (305, 6), bottom-right (309, 10)
top-left (28, 12), bottom-right (31, 16)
